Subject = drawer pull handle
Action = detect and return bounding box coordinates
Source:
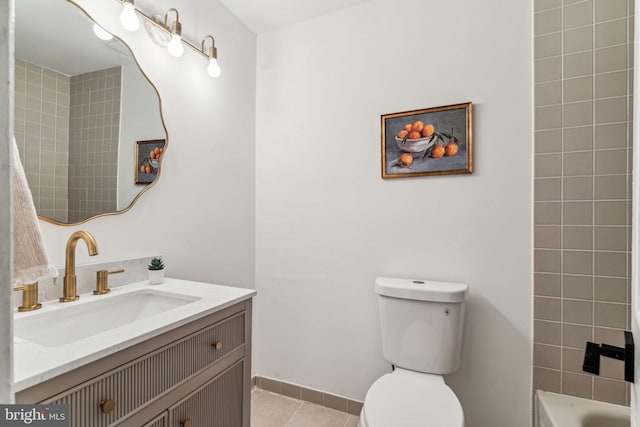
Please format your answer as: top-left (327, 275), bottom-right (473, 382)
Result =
top-left (212, 340), bottom-right (223, 350)
top-left (100, 399), bottom-right (116, 414)
top-left (181, 418), bottom-right (192, 427)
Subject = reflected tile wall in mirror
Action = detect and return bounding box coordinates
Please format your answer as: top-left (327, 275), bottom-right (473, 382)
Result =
top-left (14, 60), bottom-right (122, 224)
top-left (14, 59), bottom-right (70, 222)
top-left (68, 67), bottom-right (121, 222)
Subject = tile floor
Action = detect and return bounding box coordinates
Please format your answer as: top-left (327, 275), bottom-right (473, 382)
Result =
top-left (252, 388), bottom-right (360, 427)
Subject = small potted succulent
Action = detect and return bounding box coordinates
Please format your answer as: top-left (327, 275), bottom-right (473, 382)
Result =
top-left (148, 257), bottom-right (165, 285)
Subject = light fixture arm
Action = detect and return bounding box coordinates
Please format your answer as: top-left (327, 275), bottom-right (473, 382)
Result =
top-left (164, 8), bottom-right (181, 36)
top-left (201, 35), bottom-right (218, 59)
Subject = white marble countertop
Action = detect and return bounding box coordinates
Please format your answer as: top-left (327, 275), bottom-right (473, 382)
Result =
top-left (13, 278), bottom-right (256, 392)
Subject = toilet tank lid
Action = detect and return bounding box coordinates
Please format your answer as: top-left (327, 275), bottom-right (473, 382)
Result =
top-left (375, 277), bottom-right (468, 303)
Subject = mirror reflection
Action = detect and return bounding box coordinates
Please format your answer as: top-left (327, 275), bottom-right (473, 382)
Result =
top-left (15, 0), bottom-right (166, 224)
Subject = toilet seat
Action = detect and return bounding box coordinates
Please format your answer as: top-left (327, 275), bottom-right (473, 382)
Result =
top-left (361, 368), bottom-right (464, 427)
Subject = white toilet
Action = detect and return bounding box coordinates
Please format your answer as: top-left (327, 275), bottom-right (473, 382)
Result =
top-left (359, 277), bottom-right (468, 427)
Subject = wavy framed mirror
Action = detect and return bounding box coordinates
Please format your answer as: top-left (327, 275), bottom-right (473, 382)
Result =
top-left (14, 0), bottom-right (167, 225)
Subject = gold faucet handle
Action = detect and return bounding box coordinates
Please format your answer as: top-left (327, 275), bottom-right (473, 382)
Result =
top-left (13, 283), bottom-right (42, 312)
top-left (94, 269), bottom-right (125, 295)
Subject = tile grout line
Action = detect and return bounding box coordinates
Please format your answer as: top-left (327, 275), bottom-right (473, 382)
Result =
top-left (537, 40), bottom-right (631, 62)
top-left (253, 380), bottom-right (361, 421)
top-left (590, 0), bottom-right (596, 401)
top-left (258, 388), bottom-right (355, 427)
top-left (282, 398), bottom-right (305, 427)
top-left (535, 119), bottom-right (630, 132)
top-left (540, 93), bottom-right (630, 106)
top-left (536, 15), bottom-right (630, 39)
top-left (536, 146), bottom-right (631, 156)
top-left (559, 0), bottom-right (566, 394)
top-left (625, 0), bottom-right (632, 404)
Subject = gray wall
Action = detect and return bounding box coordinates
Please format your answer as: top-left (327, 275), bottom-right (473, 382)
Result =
top-left (534, 0), bottom-right (633, 405)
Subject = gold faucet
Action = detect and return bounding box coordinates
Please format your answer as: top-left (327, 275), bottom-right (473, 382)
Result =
top-left (13, 283), bottom-right (42, 312)
top-left (61, 231), bottom-right (98, 302)
top-left (94, 269), bottom-right (124, 295)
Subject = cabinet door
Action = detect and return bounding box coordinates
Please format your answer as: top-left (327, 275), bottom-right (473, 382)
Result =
top-left (168, 361), bottom-right (244, 427)
top-left (45, 312), bottom-right (245, 426)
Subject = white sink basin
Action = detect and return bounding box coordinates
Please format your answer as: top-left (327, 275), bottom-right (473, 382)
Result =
top-left (14, 289), bottom-right (200, 347)
top-left (13, 278), bottom-right (256, 392)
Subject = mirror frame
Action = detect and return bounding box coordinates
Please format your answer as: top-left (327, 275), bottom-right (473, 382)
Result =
top-left (34, 0), bottom-right (168, 226)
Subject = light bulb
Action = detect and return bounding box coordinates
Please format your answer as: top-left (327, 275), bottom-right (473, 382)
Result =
top-left (93, 24), bottom-right (113, 41)
top-left (207, 57), bottom-right (221, 78)
top-left (120, 2), bottom-right (140, 31)
top-left (167, 34), bottom-right (184, 57)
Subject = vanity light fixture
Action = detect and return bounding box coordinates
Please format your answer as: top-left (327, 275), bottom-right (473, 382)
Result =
top-left (202, 35), bottom-right (221, 78)
top-left (93, 24), bottom-right (113, 41)
top-left (112, 0), bottom-right (221, 76)
top-left (164, 8), bottom-right (184, 57)
top-left (119, 0), bottom-right (140, 31)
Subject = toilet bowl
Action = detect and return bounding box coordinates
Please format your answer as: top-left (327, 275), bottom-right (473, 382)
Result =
top-left (358, 368), bottom-right (463, 427)
top-left (359, 277), bottom-right (468, 427)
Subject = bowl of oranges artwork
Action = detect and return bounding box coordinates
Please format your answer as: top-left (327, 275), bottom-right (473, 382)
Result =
top-left (139, 148), bottom-right (162, 175)
top-left (394, 121), bottom-right (438, 153)
top-left (135, 139), bottom-right (166, 184)
top-left (382, 102), bottom-right (472, 178)
top-left (141, 146), bottom-right (163, 172)
top-left (395, 120), bottom-right (459, 159)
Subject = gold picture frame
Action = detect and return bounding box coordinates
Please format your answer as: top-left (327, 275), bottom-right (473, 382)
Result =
top-left (381, 102), bottom-right (472, 178)
top-left (135, 139), bottom-right (166, 184)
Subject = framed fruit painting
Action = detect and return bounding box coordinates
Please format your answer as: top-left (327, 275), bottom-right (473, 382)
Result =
top-left (135, 139), bottom-right (165, 184)
top-left (381, 102), bottom-right (472, 178)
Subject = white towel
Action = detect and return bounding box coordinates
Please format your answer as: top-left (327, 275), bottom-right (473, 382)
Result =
top-left (10, 137), bottom-right (58, 286)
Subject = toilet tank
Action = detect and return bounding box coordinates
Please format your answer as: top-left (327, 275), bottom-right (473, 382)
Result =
top-left (375, 277), bottom-right (468, 375)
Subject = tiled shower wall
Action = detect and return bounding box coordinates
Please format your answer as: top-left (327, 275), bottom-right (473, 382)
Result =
top-left (534, 0), bottom-right (633, 405)
top-left (14, 59), bottom-right (70, 222)
top-left (68, 67), bottom-right (121, 223)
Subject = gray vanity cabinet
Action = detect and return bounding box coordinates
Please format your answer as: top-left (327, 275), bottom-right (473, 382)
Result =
top-left (15, 300), bottom-right (252, 427)
top-left (168, 361), bottom-right (244, 426)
